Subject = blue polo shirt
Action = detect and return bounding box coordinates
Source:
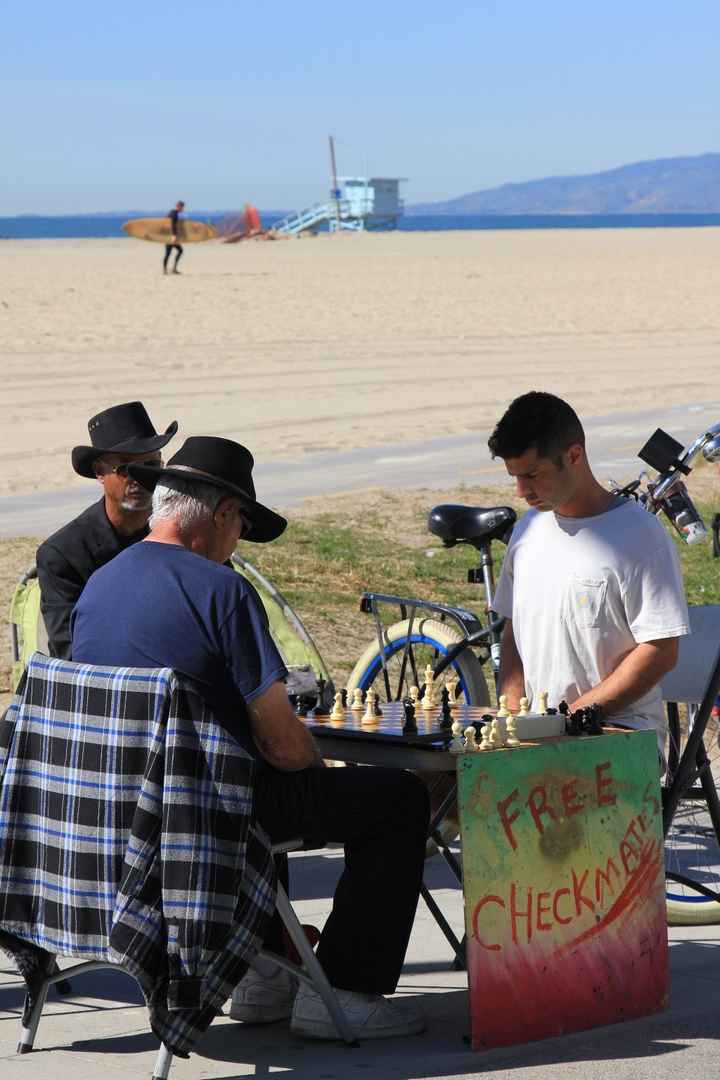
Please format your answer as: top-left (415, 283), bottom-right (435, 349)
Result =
top-left (71, 541), bottom-right (287, 756)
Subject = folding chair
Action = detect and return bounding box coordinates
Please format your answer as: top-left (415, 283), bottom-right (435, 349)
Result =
top-left (14, 840), bottom-right (357, 1078)
top-left (1, 656), bottom-right (358, 1080)
top-left (660, 605), bottom-right (720, 922)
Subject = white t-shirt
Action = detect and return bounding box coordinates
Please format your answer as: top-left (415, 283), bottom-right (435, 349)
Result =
top-left (493, 499), bottom-right (689, 746)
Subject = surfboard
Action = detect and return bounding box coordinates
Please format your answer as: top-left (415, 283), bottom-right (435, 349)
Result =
top-left (122, 218), bottom-right (218, 244)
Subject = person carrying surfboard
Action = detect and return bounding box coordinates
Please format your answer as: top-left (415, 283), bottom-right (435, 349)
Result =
top-left (163, 200), bottom-right (185, 275)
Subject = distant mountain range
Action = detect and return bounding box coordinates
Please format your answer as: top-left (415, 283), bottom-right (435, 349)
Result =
top-left (408, 152), bottom-right (720, 216)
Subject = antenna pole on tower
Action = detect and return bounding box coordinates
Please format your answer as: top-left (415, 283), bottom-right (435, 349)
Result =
top-left (328, 135), bottom-right (341, 233)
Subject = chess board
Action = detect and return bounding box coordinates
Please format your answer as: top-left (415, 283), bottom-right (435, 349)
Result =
top-left (300, 702), bottom-right (564, 749)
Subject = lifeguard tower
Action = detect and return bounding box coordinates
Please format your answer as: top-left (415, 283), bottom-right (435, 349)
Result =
top-left (271, 137), bottom-right (405, 235)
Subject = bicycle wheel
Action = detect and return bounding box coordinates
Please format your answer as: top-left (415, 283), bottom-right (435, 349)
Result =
top-left (346, 618), bottom-right (491, 706)
top-left (664, 709), bottom-right (720, 925)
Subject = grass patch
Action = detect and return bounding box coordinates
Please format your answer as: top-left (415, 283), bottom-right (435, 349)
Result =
top-left (2, 479), bottom-right (718, 703)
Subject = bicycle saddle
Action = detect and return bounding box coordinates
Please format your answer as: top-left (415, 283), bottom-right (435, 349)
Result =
top-left (427, 504), bottom-right (517, 547)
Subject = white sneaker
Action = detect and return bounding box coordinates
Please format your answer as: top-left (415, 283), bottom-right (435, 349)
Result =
top-left (229, 965), bottom-right (297, 1023)
top-left (290, 983), bottom-right (425, 1040)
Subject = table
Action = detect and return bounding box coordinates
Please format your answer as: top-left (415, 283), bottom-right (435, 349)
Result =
top-left (301, 701), bottom-right (565, 968)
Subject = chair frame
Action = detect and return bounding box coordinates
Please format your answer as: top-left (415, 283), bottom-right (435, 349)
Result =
top-left (661, 607), bottom-right (720, 840)
top-left (15, 841), bottom-right (358, 1078)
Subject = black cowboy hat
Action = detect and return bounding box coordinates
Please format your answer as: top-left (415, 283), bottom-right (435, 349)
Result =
top-left (128, 436), bottom-right (287, 543)
top-left (72, 401), bottom-right (178, 479)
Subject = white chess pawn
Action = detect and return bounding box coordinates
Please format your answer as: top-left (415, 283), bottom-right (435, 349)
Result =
top-left (506, 713), bottom-right (520, 747)
top-left (410, 685), bottom-right (420, 711)
top-left (330, 691), bottom-right (345, 720)
top-left (479, 721), bottom-right (493, 751)
top-left (449, 720), bottom-right (465, 754)
top-left (350, 688), bottom-right (364, 712)
top-left (464, 726), bottom-right (479, 753)
top-left (496, 694), bottom-right (509, 718)
top-left (362, 689), bottom-right (377, 724)
top-left (537, 691), bottom-right (549, 715)
top-left (491, 717), bottom-right (507, 748)
top-left (518, 697), bottom-right (529, 716)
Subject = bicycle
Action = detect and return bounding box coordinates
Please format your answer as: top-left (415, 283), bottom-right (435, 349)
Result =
top-left (346, 421), bottom-right (720, 925)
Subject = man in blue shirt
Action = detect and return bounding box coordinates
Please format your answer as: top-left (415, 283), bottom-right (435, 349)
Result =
top-left (72, 436), bottom-right (429, 1041)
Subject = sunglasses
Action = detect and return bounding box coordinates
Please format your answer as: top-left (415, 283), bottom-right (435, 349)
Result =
top-left (106, 459), bottom-right (162, 477)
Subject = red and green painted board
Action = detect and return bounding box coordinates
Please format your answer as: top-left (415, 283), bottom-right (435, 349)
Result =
top-left (457, 730), bottom-right (667, 1051)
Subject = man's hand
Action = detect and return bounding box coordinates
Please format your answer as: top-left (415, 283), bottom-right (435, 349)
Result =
top-left (570, 637), bottom-right (679, 716)
top-left (498, 618), bottom-right (526, 712)
top-left (247, 680), bottom-right (321, 771)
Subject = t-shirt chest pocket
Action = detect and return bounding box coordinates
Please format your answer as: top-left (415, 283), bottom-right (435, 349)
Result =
top-left (564, 575), bottom-right (607, 629)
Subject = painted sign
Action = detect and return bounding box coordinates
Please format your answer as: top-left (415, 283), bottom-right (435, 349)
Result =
top-left (457, 731), bottom-right (667, 1051)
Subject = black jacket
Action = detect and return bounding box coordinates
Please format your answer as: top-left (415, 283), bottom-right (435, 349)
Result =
top-left (36, 498), bottom-right (148, 659)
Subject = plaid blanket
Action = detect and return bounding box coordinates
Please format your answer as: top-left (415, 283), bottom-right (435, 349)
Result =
top-left (0, 652), bottom-right (276, 1056)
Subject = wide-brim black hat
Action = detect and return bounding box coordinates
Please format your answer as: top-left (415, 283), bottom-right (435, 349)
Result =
top-left (72, 401), bottom-right (178, 478)
top-left (128, 436), bottom-right (287, 543)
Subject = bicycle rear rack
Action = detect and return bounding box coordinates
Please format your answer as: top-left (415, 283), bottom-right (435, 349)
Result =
top-left (358, 591), bottom-right (502, 699)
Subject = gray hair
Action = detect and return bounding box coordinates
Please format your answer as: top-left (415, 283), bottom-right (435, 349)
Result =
top-left (149, 478), bottom-right (225, 531)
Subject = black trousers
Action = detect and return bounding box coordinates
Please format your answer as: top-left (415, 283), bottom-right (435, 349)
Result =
top-left (163, 243), bottom-right (183, 269)
top-left (253, 766), bottom-right (430, 994)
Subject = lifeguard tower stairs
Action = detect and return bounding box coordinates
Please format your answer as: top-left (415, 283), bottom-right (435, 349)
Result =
top-left (272, 177), bottom-right (405, 236)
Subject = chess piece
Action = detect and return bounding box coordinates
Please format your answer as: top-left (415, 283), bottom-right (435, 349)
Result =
top-left (586, 703), bottom-right (604, 736)
top-left (445, 676), bottom-right (459, 706)
top-left (373, 693), bottom-right (383, 716)
top-left (449, 720), bottom-right (465, 754)
top-left (402, 698), bottom-right (417, 735)
top-left (518, 697), bottom-right (529, 716)
top-left (506, 712), bottom-right (520, 747)
top-left (409, 685), bottom-right (420, 712)
top-left (362, 689), bottom-right (378, 724)
top-left (440, 686), bottom-right (452, 729)
top-left (464, 726), bottom-right (478, 753)
top-left (341, 688), bottom-right (348, 707)
top-left (297, 697), bottom-right (310, 718)
top-left (316, 677), bottom-right (327, 709)
top-left (479, 721), bottom-right (493, 751)
top-left (422, 665), bottom-right (435, 709)
top-left (537, 691), bottom-right (548, 715)
top-left (311, 683), bottom-right (329, 717)
top-left (558, 699), bottom-right (569, 717)
top-left (491, 717), bottom-right (506, 748)
top-left (496, 694), bottom-right (510, 719)
top-left (350, 688), bottom-right (364, 712)
top-left (567, 709), bottom-right (582, 736)
top-left (330, 691), bottom-right (345, 720)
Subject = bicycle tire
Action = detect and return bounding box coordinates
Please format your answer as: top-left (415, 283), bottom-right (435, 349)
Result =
top-left (346, 618), bottom-right (491, 706)
top-left (664, 711), bottom-right (720, 925)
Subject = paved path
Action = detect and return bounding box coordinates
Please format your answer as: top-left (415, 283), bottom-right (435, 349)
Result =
top-left (2, 850), bottom-right (720, 1079)
top-left (1, 402), bottom-right (718, 538)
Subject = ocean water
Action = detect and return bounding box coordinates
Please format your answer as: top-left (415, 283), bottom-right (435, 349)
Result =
top-left (2, 212), bottom-right (720, 240)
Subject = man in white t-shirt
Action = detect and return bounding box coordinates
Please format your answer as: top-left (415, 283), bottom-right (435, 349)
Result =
top-left (489, 391), bottom-right (689, 750)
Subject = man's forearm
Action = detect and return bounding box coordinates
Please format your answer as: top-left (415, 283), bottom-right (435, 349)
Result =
top-left (497, 619), bottom-right (525, 712)
top-left (248, 683), bottom-right (324, 771)
top-left (570, 638), bottom-right (679, 717)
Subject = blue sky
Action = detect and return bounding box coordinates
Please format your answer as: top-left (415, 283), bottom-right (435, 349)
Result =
top-left (2, 0), bottom-right (719, 214)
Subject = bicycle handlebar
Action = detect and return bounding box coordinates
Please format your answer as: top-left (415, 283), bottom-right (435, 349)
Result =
top-left (652, 420), bottom-right (720, 502)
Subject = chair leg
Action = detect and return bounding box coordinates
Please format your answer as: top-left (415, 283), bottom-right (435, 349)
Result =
top-left (17, 980), bottom-right (50, 1054)
top-left (152, 1043), bottom-right (173, 1079)
top-left (274, 884), bottom-right (358, 1046)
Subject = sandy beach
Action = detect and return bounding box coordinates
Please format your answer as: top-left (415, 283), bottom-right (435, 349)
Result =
top-left (2, 224), bottom-right (720, 702)
top-left (2, 226), bottom-right (720, 505)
